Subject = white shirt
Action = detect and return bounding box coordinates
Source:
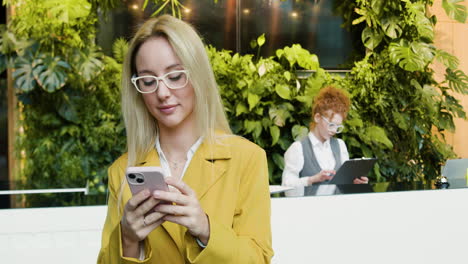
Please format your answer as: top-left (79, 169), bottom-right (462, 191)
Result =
top-left (138, 136), bottom-right (204, 259)
top-left (155, 135), bottom-right (203, 180)
top-left (281, 132), bottom-right (349, 188)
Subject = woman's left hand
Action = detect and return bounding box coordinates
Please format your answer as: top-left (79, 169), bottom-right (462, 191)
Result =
top-left (153, 177), bottom-right (210, 245)
top-left (353, 176), bottom-right (369, 184)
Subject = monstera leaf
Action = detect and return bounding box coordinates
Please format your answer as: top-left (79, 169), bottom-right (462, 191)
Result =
top-left (381, 16), bottom-right (402, 39)
top-left (388, 40), bottom-right (433, 72)
top-left (362, 27), bottom-right (384, 50)
top-left (435, 49), bottom-right (459, 70)
top-left (442, 0), bottom-right (467, 23)
top-left (32, 54), bottom-right (71, 92)
top-left (405, 1), bottom-right (435, 40)
top-left (44, 0), bottom-right (92, 23)
top-left (13, 55), bottom-right (38, 92)
top-left (446, 68), bottom-right (468, 94)
top-left (72, 46), bottom-right (104, 82)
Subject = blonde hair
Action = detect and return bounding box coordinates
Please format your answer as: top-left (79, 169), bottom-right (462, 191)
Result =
top-left (122, 15), bottom-right (231, 167)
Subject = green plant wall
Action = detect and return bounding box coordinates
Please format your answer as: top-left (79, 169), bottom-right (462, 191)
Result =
top-left (333, 0), bottom-right (468, 181)
top-left (1, 0), bottom-right (124, 206)
top-left (1, 0), bottom-right (467, 207)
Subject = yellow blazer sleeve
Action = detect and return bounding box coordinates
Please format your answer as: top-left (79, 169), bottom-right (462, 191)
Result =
top-left (97, 161), bottom-right (153, 264)
top-left (185, 145), bottom-right (273, 263)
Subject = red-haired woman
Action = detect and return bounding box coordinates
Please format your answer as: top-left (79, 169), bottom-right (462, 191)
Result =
top-left (282, 86), bottom-right (368, 190)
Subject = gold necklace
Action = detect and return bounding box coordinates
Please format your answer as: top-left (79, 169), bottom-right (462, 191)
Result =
top-left (168, 157), bottom-right (187, 170)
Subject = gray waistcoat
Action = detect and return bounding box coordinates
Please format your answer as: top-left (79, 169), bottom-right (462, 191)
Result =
top-left (299, 136), bottom-right (342, 178)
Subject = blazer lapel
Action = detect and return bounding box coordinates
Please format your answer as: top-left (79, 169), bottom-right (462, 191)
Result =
top-left (156, 138), bottom-right (231, 248)
top-left (183, 139), bottom-right (231, 201)
top-left (137, 148), bottom-right (161, 167)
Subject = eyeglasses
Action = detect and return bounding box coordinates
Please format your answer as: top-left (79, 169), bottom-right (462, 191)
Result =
top-left (131, 70), bottom-right (189, 94)
top-left (321, 115), bottom-right (344, 133)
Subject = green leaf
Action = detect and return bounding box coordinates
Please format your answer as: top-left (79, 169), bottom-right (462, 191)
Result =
top-left (112, 38), bottom-right (128, 64)
top-left (32, 54), bottom-right (71, 92)
top-left (247, 93), bottom-right (260, 110)
top-left (291, 125), bottom-right (309, 141)
top-left (405, 1), bottom-right (434, 40)
top-left (13, 56), bottom-right (37, 92)
top-left (250, 39), bottom-right (257, 49)
top-left (362, 27), bottom-right (384, 50)
top-left (257, 34), bottom-right (266, 47)
top-left (352, 8), bottom-right (368, 25)
top-left (270, 126), bottom-right (280, 146)
top-left (283, 71), bottom-right (291, 81)
top-left (244, 120), bottom-right (262, 139)
top-left (275, 84), bottom-right (291, 99)
top-left (442, 0), bottom-right (467, 23)
top-left (366, 126), bottom-right (393, 148)
top-left (346, 117), bottom-right (364, 128)
top-left (72, 46), bottom-right (104, 82)
top-left (388, 40), bottom-right (426, 71)
top-left (435, 49), bottom-right (459, 69)
top-left (269, 105), bottom-right (292, 127)
top-left (236, 103), bottom-right (248, 116)
top-left (279, 44), bottom-right (319, 70)
top-left (416, 18), bottom-right (434, 41)
top-left (392, 111), bottom-right (409, 130)
top-left (371, 0), bottom-right (385, 15)
top-left (58, 95), bottom-right (80, 123)
top-left (411, 42), bottom-right (434, 62)
top-left (272, 153), bottom-right (285, 170)
top-left (381, 17), bottom-right (402, 39)
top-left (446, 68), bottom-right (468, 94)
top-left (295, 95), bottom-right (312, 104)
top-left (45, 0), bottom-right (92, 23)
top-left (151, 0), bottom-right (171, 17)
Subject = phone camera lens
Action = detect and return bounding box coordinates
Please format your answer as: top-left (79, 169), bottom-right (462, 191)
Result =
top-left (128, 173), bottom-right (136, 179)
top-left (136, 178), bottom-right (144, 183)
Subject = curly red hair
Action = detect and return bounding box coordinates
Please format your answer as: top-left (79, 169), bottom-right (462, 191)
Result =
top-left (310, 86), bottom-right (350, 129)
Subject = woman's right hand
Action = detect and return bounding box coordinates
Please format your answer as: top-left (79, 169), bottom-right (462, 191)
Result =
top-left (307, 170), bottom-right (335, 185)
top-left (121, 189), bottom-right (166, 258)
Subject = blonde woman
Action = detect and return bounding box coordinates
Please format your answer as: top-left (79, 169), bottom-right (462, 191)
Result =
top-left (98, 15), bottom-right (273, 263)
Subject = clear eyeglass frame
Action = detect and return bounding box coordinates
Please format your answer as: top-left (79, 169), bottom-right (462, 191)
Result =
top-left (321, 115), bottom-right (344, 134)
top-left (131, 70), bottom-right (189, 94)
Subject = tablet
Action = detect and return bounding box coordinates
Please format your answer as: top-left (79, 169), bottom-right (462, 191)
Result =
top-left (329, 158), bottom-right (377, 185)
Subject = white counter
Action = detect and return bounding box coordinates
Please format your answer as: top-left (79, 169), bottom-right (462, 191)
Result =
top-left (1, 188), bottom-right (467, 263)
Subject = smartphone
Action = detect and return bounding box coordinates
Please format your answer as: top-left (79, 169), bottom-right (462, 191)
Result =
top-left (125, 166), bottom-right (170, 196)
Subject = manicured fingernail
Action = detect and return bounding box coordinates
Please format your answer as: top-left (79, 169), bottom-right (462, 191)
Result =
top-left (153, 190), bottom-right (161, 197)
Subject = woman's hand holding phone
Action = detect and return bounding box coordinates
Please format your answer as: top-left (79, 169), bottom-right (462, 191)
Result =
top-left (121, 189), bottom-right (166, 258)
top-left (153, 177), bottom-right (210, 246)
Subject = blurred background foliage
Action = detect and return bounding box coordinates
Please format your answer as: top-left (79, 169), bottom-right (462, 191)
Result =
top-left (0, 0), bottom-right (467, 206)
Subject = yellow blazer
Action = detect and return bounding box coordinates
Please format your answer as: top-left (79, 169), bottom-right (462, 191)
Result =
top-left (98, 135), bottom-right (273, 263)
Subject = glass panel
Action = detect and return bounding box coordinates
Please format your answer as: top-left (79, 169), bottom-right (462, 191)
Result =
top-left (239, 0), bottom-right (353, 68)
top-left (96, 0), bottom-right (355, 69)
top-left (97, 0), bottom-right (234, 56)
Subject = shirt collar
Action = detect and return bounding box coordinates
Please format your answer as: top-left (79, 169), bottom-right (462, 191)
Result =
top-left (155, 134), bottom-right (204, 162)
top-left (308, 131), bottom-right (330, 148)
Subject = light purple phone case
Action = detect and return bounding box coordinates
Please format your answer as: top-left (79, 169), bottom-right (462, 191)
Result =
top-left (125, 166), bottom-right (169, 195)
